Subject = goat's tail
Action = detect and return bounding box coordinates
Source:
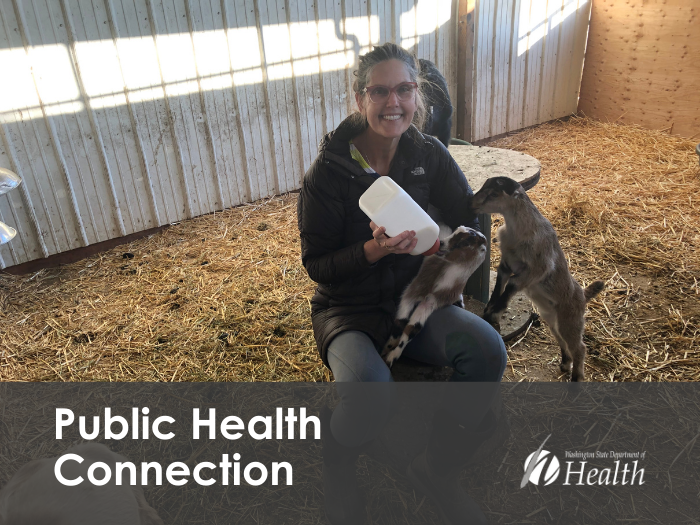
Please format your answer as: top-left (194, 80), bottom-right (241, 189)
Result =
top-left (584, 281), bottom-right (605, 302)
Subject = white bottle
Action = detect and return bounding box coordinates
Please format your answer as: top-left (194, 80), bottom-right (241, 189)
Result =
top-left (359, 177), bottom-right (440, 256)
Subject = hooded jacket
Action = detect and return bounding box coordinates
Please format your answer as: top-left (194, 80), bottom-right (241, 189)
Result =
top-left (297, 115), bottom-right (479, 366)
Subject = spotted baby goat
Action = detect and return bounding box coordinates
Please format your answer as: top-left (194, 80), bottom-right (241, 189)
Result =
top-left (472, 177), bottom-right (604, 381)
top-left (382, 226), bottom-right (487, 367)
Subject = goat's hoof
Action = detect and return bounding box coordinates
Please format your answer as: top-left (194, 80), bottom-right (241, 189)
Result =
top-left (484, 316), bottom-right (500, 332)
top-left (559, 362), bottom-right (572, 374)
top-left (383, 349), bottom-right (401, 368)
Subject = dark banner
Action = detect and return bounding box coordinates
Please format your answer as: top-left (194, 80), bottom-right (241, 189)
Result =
top-left (0, 383), bottom-right (698, 524)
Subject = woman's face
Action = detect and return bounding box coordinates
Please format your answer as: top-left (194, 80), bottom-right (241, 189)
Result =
top-left (356, 59), bottom-right (417, 140)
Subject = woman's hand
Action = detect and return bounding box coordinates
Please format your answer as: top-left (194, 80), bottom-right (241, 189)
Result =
top-left (364, 221), bottom-right (418, 264)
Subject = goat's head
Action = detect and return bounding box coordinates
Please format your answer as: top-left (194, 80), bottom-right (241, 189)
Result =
top-left (472, 176), bottom-right (526, 214)
top-left (437, 226), bottom-right (487, 264)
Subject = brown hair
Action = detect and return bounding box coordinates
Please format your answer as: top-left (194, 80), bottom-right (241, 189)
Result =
top-left (351, 42), bottom-right (427, 132)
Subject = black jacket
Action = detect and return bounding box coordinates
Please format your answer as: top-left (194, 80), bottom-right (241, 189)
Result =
top-left (297, 116), bottom-right (479, 366)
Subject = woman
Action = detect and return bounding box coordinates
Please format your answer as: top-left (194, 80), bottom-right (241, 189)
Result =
top-left (297, 43), bottom-right (506, 525)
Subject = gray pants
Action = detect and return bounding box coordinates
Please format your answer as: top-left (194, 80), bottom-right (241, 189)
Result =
top-left (326, 306), bottom-right (506, 447)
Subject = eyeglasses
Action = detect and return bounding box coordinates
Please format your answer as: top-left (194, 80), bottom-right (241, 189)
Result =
top-left (362, 82), bottom-right (418, 104)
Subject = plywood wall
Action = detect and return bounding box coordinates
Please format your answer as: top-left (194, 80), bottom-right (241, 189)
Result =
top-left (578, 0), bottom-right (700, 139)
top-left (0, 0), bottom-right (456, 269)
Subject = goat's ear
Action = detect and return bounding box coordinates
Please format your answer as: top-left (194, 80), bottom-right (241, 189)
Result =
top-left (513, 187), bottom-right (526, 199)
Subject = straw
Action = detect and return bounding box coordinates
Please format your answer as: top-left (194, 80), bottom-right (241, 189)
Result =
top-left (0, 115), bottom-right (697, 382)
top-left (488, 116), bottom-right (699, 382)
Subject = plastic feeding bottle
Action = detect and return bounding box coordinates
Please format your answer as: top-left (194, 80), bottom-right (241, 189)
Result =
top-left (359, 177), bottom-right (440, 256)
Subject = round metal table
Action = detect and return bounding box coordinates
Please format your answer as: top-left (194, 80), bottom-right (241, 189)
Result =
top-left (449, 145), bottom-right (541, 193)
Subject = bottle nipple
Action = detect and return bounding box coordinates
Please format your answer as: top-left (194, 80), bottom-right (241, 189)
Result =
top-left (421, 239), bottom-right (441, 256)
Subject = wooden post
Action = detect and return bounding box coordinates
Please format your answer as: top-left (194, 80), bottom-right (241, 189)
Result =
top-left (456, 0), bottom-right (476, 142)
top-left (465, 213), bottom-right (491, 304)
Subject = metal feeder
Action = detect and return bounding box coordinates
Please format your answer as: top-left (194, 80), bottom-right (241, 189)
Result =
top-left (0, 167), bottom-right (21, 195)
top-left (0, 167), bottom-right (22, 245)
top-left (0, 222), bottom-right (17, 244)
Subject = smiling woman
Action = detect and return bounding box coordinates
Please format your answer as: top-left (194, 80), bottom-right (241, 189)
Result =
top-left (350, 47), bottom-right (427, 173)
top-left (296, 42), bottom-right (505, 525)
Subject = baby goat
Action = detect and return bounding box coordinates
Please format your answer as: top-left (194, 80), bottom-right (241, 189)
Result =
top-left (472, 177), bottom-right (604, 381)
top-left (382, 226), bottom-right (487, 367)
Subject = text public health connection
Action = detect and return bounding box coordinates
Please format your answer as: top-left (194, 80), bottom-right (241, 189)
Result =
top-left (54, 408), bottom-right (320, 487)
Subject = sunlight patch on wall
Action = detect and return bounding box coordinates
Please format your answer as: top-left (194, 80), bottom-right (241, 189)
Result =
top-left (400, 0), bottom-right (451, 51)
top-left (344, 13), bottom-right (375, 57)
top-left (315, 20), bottom-right (355, 75)
top-left (517, 0), bottom-right (586, 57)
top-left (0, 15), bottom-right (381, 122)
top-left (552, 0), bottom-right (582, 29)
top-left (0, 45), bottom-right (84, 119)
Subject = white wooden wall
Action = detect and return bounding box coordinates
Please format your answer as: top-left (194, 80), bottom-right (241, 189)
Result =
top-left (471, 0), bottom-right (592, 142)
top-left (0, 0), bottom-right (456, 268)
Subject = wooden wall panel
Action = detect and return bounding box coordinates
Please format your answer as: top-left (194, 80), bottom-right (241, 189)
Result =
top-left (578, 0), bottom-right (700, 139)
top-left (456, 0), bottom-right (476, 141)
top-left (0, 0), bottom-right (457, 268)
top-left (470, 0), bottom-right (592, 142)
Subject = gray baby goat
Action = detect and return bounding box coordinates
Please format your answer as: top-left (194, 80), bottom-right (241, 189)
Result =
top-left (472, 177), bottom-right (604, 382)
top-left (382, 226), bottom-right (487, 367)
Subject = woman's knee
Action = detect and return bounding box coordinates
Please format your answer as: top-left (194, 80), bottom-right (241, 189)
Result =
top-left (326, 331), bottom-right (396, 444)
top-left (327, 331), bottom-right (393, 382)
top-left (445, 315), bottom-right (507, 382)
top-left (478, 325), bottom-right (507, 381)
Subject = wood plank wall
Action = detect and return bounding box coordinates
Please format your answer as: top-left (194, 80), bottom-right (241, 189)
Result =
top-left (456, 0), bottom-right (476, 141)
top-left (0, 0), bottom-right (456, 269)
top-left (578, 0), bottom-right (700, 139)
top-left (468, 0), bottom-right (592, 143)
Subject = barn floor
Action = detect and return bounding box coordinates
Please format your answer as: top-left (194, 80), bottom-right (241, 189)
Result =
top-left (0, 116), bottom-right (698, 382)
top-left (488, 117), bottom-right (699, 382)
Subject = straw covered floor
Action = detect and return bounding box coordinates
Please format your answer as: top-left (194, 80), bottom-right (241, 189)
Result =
top-left (0, 116), bottom-right (698, 382)
top-left (487, 116), bottom-right (699, 381)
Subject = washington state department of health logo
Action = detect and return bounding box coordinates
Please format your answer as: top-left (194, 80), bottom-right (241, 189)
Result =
top-left (520, 434), bottom-right (646, 488)
top-left (521, 434), bottom-right (560, 487)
